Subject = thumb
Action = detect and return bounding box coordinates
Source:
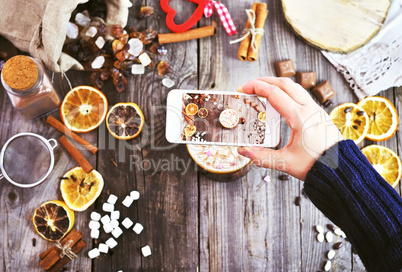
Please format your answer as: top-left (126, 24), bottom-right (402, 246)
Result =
top-left (238, 146), bottom-right (287, 171)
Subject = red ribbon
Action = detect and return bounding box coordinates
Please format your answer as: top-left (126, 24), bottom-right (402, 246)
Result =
top-left (204, 1), bottom-right (238, 36)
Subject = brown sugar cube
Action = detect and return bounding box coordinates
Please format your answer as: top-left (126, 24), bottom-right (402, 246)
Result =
top-left (255, 105), bottom-right (261, 111)
top-left (274, 59), bottom-right (296, 77)
top-left (312, 81), bottom-right (336, 103)
top-left (297, 72), bottom-right (316, 89)
top-left (250, 102), bottom-right (256, 107)
top-left (244, 98), bottom-right (250, 104)
top-left (234, 94), bottom-right (240, 99)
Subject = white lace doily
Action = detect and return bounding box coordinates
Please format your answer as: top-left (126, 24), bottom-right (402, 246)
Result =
top-left (322, 0), bottom-right (402, 100)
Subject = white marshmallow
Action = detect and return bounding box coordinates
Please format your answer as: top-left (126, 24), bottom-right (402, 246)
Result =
top-left (107, 194), bottom-right (118, 204)
top-left (110, 218), bottom-right (119, 229)
top-left (122, 217), bottom-right (134, 229)
top-left (106, 237), bottom-right (118, 249)
top-left (88, 248), bottom-right (100, 259)
top-left (101, 215), bottom-right (111, 225)
top-left (89, 220), bottom-right (100, 230)
top-left (102, 203), bottom-right (114, 212)
top-left (98, 243), bottom-right (109, 254)
top-left (130, 190), bottom-right (140, 200)
top-left (85, 26), bottom-right (97, 38)
top-left (122, 196), bottom-right (134, 207)
top-left (103, 223), bottom-right (113, 234)
top-left (131, 64), bottom-right (145, 75)
top-left (90, 229), bottom-right (100, 239)
top-left (90, 211), bottom-right (101, 221)
top-left (112, 227), bottom-right (123, 239)
top-left (133, 223), bottom-right (144, 234)
top-left (141, 245), bottom-right (152, 257)
top-left (138, 53), bottom-right (151, 66)
top-left (111, 210), bottom-right (120, 220)
top-left (95, 36), bottom-right (105, 49)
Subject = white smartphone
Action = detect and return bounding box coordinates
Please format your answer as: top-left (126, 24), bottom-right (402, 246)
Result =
top-left (166, 89), bottom-right (281, 147)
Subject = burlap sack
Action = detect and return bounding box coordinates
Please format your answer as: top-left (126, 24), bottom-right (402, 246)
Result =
top-left (0, 0), bottom-right (132, 72)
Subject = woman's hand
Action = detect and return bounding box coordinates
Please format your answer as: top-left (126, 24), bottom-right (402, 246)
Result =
top-left (237, 77), bottom-right (343, 180)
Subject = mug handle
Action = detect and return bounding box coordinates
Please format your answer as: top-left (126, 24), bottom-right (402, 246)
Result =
top-left (48, 139), bottom-right (58, 149)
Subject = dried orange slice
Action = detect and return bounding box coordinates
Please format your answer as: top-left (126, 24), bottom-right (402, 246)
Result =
top-left (186, 103), bottom-right (198, 116)
top-left (329, 103), bottom-right (369, 145)
top-left (258, 111), bottom-right (266, 122)
top-left (32, 200), bottom-right (75, 241)
top-left (357, 96), bottom-right (399, 141)
top-left (361, 145), bottom-right (402, 188)
top-left (106, 102), bottom-right (145, 140)
top-left (60, 86), bottom-right (108, 133)
top-left (198, 108), bottom-right (208, 118)
top-left (60, 167), bottom-right (104, 212)
top-left (184, 124), bottom-right (196, 136)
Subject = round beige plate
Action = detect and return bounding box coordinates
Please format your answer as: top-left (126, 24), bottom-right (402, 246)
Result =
top-left (281, 0), bottom-right (391, 53)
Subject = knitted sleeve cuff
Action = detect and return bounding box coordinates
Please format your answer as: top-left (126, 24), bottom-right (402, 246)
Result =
top-left (304, 140), bottom-right (402, 272)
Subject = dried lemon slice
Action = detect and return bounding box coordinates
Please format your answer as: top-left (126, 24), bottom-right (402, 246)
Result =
top-left (106, 102), bottom-right (145, 140)
top-left (60, 167), bottom-right (104, 211)
top-left (184, 124), bottom-right (196, 136)
top-left (357, 96), bottom-right (399, 141)
top-left (258, 111), bottom-right (266, 122)
top-left (361, 145), bottom-right (402, 188)
top-left (329, 103), bottom-right (369, 145)
top-left (32, 200), bottom-right (74, 241)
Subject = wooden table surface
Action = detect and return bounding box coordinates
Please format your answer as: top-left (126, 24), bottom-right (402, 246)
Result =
top-left (0, 0), bottom-right (401, 271)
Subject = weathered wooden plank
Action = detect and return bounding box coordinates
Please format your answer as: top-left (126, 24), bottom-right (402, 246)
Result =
top-left (0, 63), bottom-right (95, 272)
top-left (94, 1), bottom-right (200, 271)
top-left (198, 0), bottom-right (302, 271)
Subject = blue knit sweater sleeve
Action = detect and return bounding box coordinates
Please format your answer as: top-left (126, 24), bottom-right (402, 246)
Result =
top-left (304, 140), bottom-right (402, 272)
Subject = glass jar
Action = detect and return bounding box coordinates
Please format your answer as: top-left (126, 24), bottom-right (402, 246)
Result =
top-left (1, 55), bottom-right (60, 120)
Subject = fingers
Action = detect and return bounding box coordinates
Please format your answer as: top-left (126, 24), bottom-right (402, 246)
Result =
top-left (238, 146), bottom-right (287, 171)
top-left (238, 79), bottom-right (299, 121)
top-left (257, 77), bottom-right (313, 105)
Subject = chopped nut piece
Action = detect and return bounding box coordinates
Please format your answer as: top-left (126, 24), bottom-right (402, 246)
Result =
top-left (141, 28), bottom-right (157, 45)
top-left (138, 6), bottom-right (154, 19)
top-left (149, 43), bottom-right (167, 55)
top-left (157, 61), bottom-right (171, 76)
top-left (110, 25), bottom-right (124, 38)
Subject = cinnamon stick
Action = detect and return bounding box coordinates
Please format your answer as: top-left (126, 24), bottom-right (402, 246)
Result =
top-left (247, 3), bottom-right (268, 61)
top-left (158, 25), bottom-right (215, 44)
top-left (237, 3), bottom-right (257, 61)
top-left (47, 240), bottom-right (87, 272)
top-left (184, 116), bottom-right (193, 124)
top-left (46, 116), bottom-right (98, 154)
top-left (40, 229), bottom-right (83, 270)
top-left (59, 136), bottom-right (94, 173)
top-left (182, 110), bottom-right (195, 122)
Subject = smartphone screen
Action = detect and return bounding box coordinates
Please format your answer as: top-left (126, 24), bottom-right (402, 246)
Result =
top-left (166, 90), bottom-right (280, 147)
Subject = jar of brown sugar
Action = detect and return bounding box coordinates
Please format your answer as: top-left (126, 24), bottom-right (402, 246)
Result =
top-left (1, 55), bottom-right (60, 120)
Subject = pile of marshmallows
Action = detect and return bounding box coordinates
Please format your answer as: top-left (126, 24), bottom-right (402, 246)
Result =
top-left (87, 191), bottom-right (151, 259)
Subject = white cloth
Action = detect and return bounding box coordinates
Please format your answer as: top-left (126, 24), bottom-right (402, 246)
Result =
top-left (322, 0), bottom-right (402, 99)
